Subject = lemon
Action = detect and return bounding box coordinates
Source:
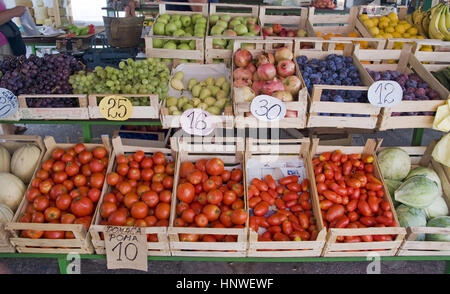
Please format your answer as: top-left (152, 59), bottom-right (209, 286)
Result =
top-left (407, 27), bottom-right (418, 35)
top-left (392, 32), bottom-right (402, 38)
top-left (380, 16), bottom-right (389, 23)
top-left (386, 26), bottom-right (395, 33)
top-left (370, 27), bottom-right (380, 36)
top-left (375, 34), bottom-right (383, 39)
top-left (371, 17), bottom-right (379, 26)
top-left (388, 12), bottom-right (399, 22)
top-left (385, 33), bottom-right (394, 38)
top-left (360, 14), bottom-right (369, 21)
top-left (379, 20), bottom-right (389, 29)
top-left (364, 19), bottom-right (374, 28)
top-left (395, 25), bottom-right (405, 34)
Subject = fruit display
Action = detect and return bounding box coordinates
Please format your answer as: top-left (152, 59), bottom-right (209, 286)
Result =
top-left (64, 24), bottom-right (95, 37)
top-left (312, 150), bottom-right (398, 242)
top-left (0, 54), bottom-right (83, 95)
top-left (70, 58), bottom-right (170, 100)
top-left (312, 0), bottom-right (337, 9)
top-left (233, 47), bottom-right (302, 102)
top-left (153, 13), bottom-right (207, 38)
top-left (367, 70), bottom-right (440, 116)
top-left (99, 150), bottom-right (174, 241)
top-left (296, 54), bottom-right (368, 117)
top-left (248, 174), bottom-right (319, 242)
top-left (209, 14), bottom-right (260, 50)
top-left (167, 71), bottom-right (231, 115)
top-left (314, 31), bottom-right (370, 50)
top-left (431, 66), bottom-right (450, 91)
top-left (17, 143), bottom-right (109, 239)
top-left (262, 24), bottom-right (307, 38)
top-left (174, 158), bottom-right (247, 242)
top-left (406, 3), bottom-right (450, 41)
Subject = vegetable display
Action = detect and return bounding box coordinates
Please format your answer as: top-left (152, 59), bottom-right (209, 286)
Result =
top-left (10, 144), bottom-right (41, 184)
top-left (248, 175), bottom-right (318, 242)
top-left (426, 216), bottom-right (450, 241)
top-left (313, 150), bottom-right (397, 242)
top-left (100, 150), bottom-right (174, 242)
top-left (431, 66), bottom-right (450, 91)
top-left (0, 173), bottom-right (26, 212)
top-left (174, 158), bottom-right (247, 242)
top-left (18, 143), bottom-right (109, 239)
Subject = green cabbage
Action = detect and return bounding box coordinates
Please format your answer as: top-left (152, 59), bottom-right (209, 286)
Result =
top-left (406, 167), bottom-right (442, 195)
top-left (424, 196), bottom-right (449, 220)
top-left (395, 175), bottom-right (439, 208)
top-left (378, 148), bottom-right (411, 181)
top-left (385, 179), bottom-right (402, 207)
top-left (426, 216), bottom-right (450, 242)
top-left (396, 204), bottom-right (427, 241)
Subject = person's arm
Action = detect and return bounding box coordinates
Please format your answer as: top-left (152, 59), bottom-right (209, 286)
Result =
top-left (0, 6), bottom-right (25, 26)
top-left (188, 0), bottom-right (207, 13)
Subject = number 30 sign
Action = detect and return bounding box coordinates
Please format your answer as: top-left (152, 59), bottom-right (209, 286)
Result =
top-left (368, 81), bottom-right (403, 108)
top-left (250, 95), bottom-right (286, 122)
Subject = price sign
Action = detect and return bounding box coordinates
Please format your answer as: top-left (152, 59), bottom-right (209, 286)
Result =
top-left (99, 95), bottom-right (133, 121)
top-left (104, 226), bottom-right (148, 271)
top-left (250, 95), bottom-right (286, 122)
top-left (180, 108), bottom-right (215, 136)
top-left (0, 88), bottom-right (18, 119)
top-left (368, 81), bottom-right (403, 108)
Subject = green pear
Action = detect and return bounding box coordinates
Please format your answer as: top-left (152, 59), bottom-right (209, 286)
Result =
top-left (170, 78), bottom-right (184, 91)
top-left (196, 17), bottom-right (207, 25)
top-left (204, 96), bottom-right (216, 106)
top-left (168, 105), bottom-right (178, 113)
top-left (215, 89), bottom-right (227, 100)
top-left (205, 77), bottom-right (215, 87)
top-left (183, 103), bottom-right (194, 111)
top-left (221, 82), bottom-right (230, 95)
top-left (212, 38), bottom-right (227, 48)
top-left (192, 84), bottom-right (202, 97)
top-left (206, 106), bottom-right (221, 115)
top-left (210, 25), bottom-right (225, 36)
top-left (191, 97), bottom-right (201, 107)
top-left (174, 19), bottom-right (182, 29)
top-left (199, 88), bottom-right (212, 99)
top-left (228, 19), bottom-right (241, 29)
top-left (199, 81), bottom-right (207, 87)
top-left (233, 16), bottom-right (244, 23)
top-left (166, 96), bottom-right (178, 107)
top-left (172, 110), bottom-right (182, 115)
top-left (214, 98), bottom-right (227, 109)
top-left (215, 76), bottom-right (227, 87)
top-left (173, 71), bottom-right (184, 80)
top-left (177, 97), bottom-right (188, 109)
top-left (191, 13), bottom-right (202, 24)
top-left (188, 78), bottom-right (198, 90)
top-left (198, 102), bottom-right (208, 110)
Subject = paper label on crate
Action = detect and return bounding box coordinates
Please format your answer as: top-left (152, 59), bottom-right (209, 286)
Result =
top-left (246, 158), bottom-right (306, 184)
top-left (0, 88), bottom-right (18, 119)
top-left (180, 108), bottom-right (216, 136)
top-left (104, 226), bottom-right (148, 272)
top-left (368, 81), bottom-right (403, 108)
top-left (99, 95), bottom-right (133, 121)
top-left (250, 95), bottom-right (286, 122)
top-left (364, 4), bottom-right (397, 17)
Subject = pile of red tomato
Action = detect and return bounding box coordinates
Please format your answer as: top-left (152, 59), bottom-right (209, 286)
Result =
top-left (99, 151), bottom-right (174, 242)
top-left (313, 150), bottom-right (397, 243)
top-left (174, 158), bottom-right (247, 242)
top-left (19, 143), bottom-right (109, 239)
top-left (248, 175), bottom-right (318, 242)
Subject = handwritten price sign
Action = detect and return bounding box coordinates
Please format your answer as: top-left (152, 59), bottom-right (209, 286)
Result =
top-left (104, 226), bottom-right (147, 271)
top-left (368, 81), bottom-right (403, 108)
top-left (180, 108), bottom-right (215, 136)
top-left (99, 96), bottom-right (133, 121)
top-left (0, 88), bottom-right (18, 119)
top-left (250, 95), bottom-right (286, 122)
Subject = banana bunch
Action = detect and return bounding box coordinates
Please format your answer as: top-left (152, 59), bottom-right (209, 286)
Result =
top-left (428, 3), bottom-right (450, 41)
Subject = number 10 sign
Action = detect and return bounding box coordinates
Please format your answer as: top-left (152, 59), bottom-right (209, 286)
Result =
top-left (368, 81), bottom-right (403, 108)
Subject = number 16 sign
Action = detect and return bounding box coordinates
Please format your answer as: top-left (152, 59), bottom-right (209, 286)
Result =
top-left (180, 108), bottom-right (216, 136)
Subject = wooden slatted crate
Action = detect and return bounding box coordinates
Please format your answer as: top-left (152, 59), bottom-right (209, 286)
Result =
top-left (232, 39), bottom-right (308, 129)
top-left (168, 137), bottom-right (248, 257)
top-left (6, 136), bottom-right (111, 254)
top-left (353, 44), bottom-right (449, 130)
top-left (144, 2), bottom-right (208, 63)
top-left (413, 40), bottom-right (450, 72)
top-left (89, 136), bottom-right (175, 256)
top-left (88, 94), bottom-right (159, 119)
top-left (246, 138), bottom-right (327, 257)
top-left (18, 94), bottom-right (89, 120)
top-left (310, 138), bottom-right (406, 257)
top-left (259, 5), bottom-right (310, 40)
top-left (294, 39), bottom-right (379, 129)
top-left (0, 135), bottom-right (45, 253)
top-left (205, 3), bottom-right (262, 65)
top-left (375, 143), bottom-right (450, 256)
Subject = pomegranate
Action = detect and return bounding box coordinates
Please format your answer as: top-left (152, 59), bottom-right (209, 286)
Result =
top-left (261, 80), bottom-right (284, 96)
top-left (252, 80), bottom-right (265, 95)
top-left (234, 79), bottom-right (252, 87)
top-left (233, 68), bottom-right (252, 81)
top-left (257, 63), bottom-right (277, 81)
top-left (272, 90), bottom-right (293, 102)
top-left (234, 49), bottom-right (252, 67)
top-left (234, 86), bottom-right (256, 103)
top-left (277, 60), bottom-right (295, 77)
top-left (283, 76), bottom-right (302, 95)
top-left (275, 47), bottom-right (294, 62)
top-left (245, 63), bottom-right (256, 73)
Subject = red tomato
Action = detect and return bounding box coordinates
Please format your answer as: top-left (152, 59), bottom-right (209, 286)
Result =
top-left (106, 172), bottom-right (120, 186)
top-left (176, 202), bottom-right (189, 216)
top-left (44, 207), bottom-right (61, 221)
top-left (181, 208), bottom-right (196, 223)
top-left (131, 201), bottom-right (149, 219)
top-left (61, 213), bottom-right (76, 224)
top-left (223, 190), bottom-right (237, 206)
top-left (203, 204), bottom-right (221, 222)
top-left (89, 173), bottom-right (105, 189)
top-left (78, 150), bottom-right (93, 165)
top-left (202, 178), bottom-right (216, 192)
top-left (127, 168), bottom-right (141, 181)
top-left (70, 196), bottom-right (94, 217)
top-left (180, 161), bottom-right (195, 178)
top-left (31, 211), bottom-right (45, 223)
top-left (194, 213), bottom-right (209, 227)
top-left (65, 161), bottom-right (79, 177)
top-left (231, 183), bottom-right (244, 197)
top-left (152, 152), bottom-right (166, 166)
top-left (177, 182), bottom-right (195, 203)
top-left (253, 201), bottom-right (269, 217)
top-left (108, 210), bottom-right (127, 226)
top-left (230, 168), bottom-right (243, 182)
top-left (325, 204), bottom-right (345, 222)
top-left (73, 174), bottom-right (87, 187)
top-left (44, 231), bottom-right (65, 239)
top-left (33, 196), bottom-right (50, 212)
top-left (87, 188), bottom-right (101, 203)
top-left (56, 194), bottom-right (72, 211)
top-left (92, 146), bottom-right (107, 159)
top-left (230, 208), bottom-right (247, 225)
top-left (221, 170), bottom-right (231, 182)
top-left (103, 193), bottom-right (117, 204)
top-left (155, 202), bottom-right (170, 220)
top-left (231, 199), bottom-right (245, 210)
top-left (100, 202), bottom-right (117, 219)
top-left (26, 188), bottom-right (41, 202)
top-left (123, 192), bottom-right (139, 209)
top-left (206, 158), bottom-right (225, 176)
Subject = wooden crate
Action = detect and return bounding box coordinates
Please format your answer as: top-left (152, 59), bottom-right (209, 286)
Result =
top-left (89, 136), bottom-right (175, 256)
top-left (310, 139), bottom-right (406, 257)
top-left (245, 138), bottom-right (327, 257)
top-left (205, 3), bottom-right (261, 65)
top-left (413, 40), bottom-right (450, 72)
top-left (353, 44), bottom-right (450, 130)
top-left (144, 2), bottom-right (208, 63)
top-left (113, 128), bottom-right (172, 149)
top-left (6, 136), bottom-right (111, 254)
top-left (88, 94), bottom-right (159, 119)
top-left (259, 5), bottom-right (310, 40)
top-left (231, 39), bottom-right (307, 129)
top-left (0, 135), bottom-right (45, 253)
top-left (169, 137), bottom-right (248, 257)
top-left (375, 143), bottom-right (450, 256)
top-left (18, 94), bottom-right (89, 120)
top-left (294, 39), bottom-right (379, 129)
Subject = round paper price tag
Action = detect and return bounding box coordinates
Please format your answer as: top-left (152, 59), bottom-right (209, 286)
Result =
top-left (0, 88), bottom-right (18, 119)
top-left (180, 108), bottom-right (215, 136)
top-left (250, 95), bottom-right (286, 122)
top-left (99, 96), bottom-right (133, 121)
top-left (368, 81), bottom-right (403, 108)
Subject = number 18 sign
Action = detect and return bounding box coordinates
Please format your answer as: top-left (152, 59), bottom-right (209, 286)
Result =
top-left (368, 81), bottom-right (403, 108)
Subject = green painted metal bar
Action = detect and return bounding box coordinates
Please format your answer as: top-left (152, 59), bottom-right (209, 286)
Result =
top-left (81, 123), bottom-right (92, 143)
top-left (446, 261), bottom-right (450, 274)
top-left (57, 256), bottom-right (70, 274)
top-left (412, 128), bottom-right (424, 146)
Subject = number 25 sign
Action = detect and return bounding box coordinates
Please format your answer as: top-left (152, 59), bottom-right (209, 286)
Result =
top-left (99, 95), bottom-right (133, 121)
top-left (368, 81), bottom-right (403, 108)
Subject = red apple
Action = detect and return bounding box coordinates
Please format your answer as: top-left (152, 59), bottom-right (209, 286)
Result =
top-left (223, 29), bottom-right (238, 37)
top-left (287, 30), bottom-right (295, 37)
top-left (248, 24), bottom-right (261, 35)
top-left (257, 63), bottom-right (277, 81)
top-left (277, 60), bottom-right (295, 77)
top-left (275, 47), bottom-right (293, 62)
top-left (272, 24), bottom-right (282, 34)
top-left (283, 76), bottom-right (302, 95)
top-left (252, 80), bottom-right (265, 95)
top-left (279, 28), bottom-right (287, 37)
top-left (261, 80), bottom-right (284, 96)
top-left (234, 49), bottom-right (252, 67)
top-left (262, 27), bottom-right (273, 36)
top-left (272, 90), bottom-right (293, 102)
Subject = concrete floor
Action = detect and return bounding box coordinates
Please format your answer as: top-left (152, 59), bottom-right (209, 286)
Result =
top-left (1, 124), bottom-right (447, 274)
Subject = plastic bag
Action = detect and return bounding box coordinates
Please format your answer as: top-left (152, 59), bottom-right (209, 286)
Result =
top-left (20, 8), bottom-right (40, 37)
